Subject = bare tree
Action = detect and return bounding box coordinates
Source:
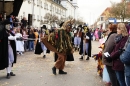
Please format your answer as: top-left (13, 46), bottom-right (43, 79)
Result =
top-left (44, 13), bottom-right (59, 26)
top-left (67, 15), bottom-right (73, 20)
top-left (109, 1), bottom-right (130, 22)
top-left (75, 19), bottom-right (84, 26)
top-left (56, 17), bottom-right (65, 25)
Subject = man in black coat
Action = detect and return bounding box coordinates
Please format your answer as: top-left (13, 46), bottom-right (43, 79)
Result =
top-left (21, 17), bottom-right (27, 29)
top-left (0, 20), bottom-right (8, 70)
top-left (79, 26), bottom-right (92, 60)
top-left (0, 20), bottom-right (17, 79)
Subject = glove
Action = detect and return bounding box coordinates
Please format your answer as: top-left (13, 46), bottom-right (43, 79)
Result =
top-left (104, 57), bottom-right (112, 63)
top-left (118, 48), bottom-right (125, 53)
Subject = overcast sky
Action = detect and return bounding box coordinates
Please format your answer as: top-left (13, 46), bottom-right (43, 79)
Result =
top-left (77, 0), bottom-right (121, 25)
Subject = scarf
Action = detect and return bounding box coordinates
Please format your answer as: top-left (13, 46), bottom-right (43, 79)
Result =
top-left (115, 34), bottom-right (123, 43)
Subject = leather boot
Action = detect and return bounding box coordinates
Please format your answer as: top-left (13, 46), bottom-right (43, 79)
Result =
top-left (52, 67), bottom-right (56, 75)
top-left (86, 56), bottom-right (89, 60)
top-left (79, 56), bottom-right (83, 60)
top-left (10, 72), bottom-right (16, 76)
top-left (59, 70), bottom-right (67, 74)
top-left (6, 73), bottom-right (10, 79)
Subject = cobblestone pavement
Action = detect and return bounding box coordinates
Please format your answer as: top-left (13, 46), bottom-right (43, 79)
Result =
top-left (0, 41), bottom-right (105, 86)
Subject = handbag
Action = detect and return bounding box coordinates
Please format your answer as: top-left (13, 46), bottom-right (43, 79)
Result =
top-left (120, 42), bottom-right (130, 65)
top-left (103, 65), bottom-right (110, 83)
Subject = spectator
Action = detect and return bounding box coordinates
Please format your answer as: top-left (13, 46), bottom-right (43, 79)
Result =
top-left (106, 23), bottom-right (128, 86)
top-left (34, 29), bottom-right (39, 48)
top-left (15, 28), bottom-right (24, 55)
top-left (21, 17), bottom-right (27, 29)
top-left (102, 24), bottom-right (119, 86)
top-left (28, 29), bottom-right (35, 51)
top-left (22, 29), bottom-right (29, 52)
top-left (0, 13), bottom-right (3, 21)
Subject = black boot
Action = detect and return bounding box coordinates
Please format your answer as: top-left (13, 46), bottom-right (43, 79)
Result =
top-left (79, 56), bottom-right (83, 60)
top-left (59, 70), bottom-right (67, 74)
top-left (86, 57), bottom-right (89, 60)
top-left (52, 67), bottom-right (56, 75)
top-left (43, 55), bottom-right (46, 58)
top-left (78, 48), bottom-right (79, 51)
top-left (10, 72), bottom-right (16, 76)
top-left (6, 73), bottom-right (10, 79)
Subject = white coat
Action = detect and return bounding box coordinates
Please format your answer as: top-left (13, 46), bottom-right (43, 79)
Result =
top-left (15, 33), bottom-right (24, 52)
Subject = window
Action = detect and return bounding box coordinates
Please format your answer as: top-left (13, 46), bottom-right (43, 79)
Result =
top-left (37, 15), bottom-right (40, 20)
top-left (46, 4), bottom-right (48, 10)
top-left (41, 16), bottom-right (42, 20)
top-left (41, 1), bottom-right (43, 8)
top-left (55, 7), bottom-right (57, 13)
top-left (44, 3), bottom-right (46, 9)
top-left (37, 0), bottom-right (39, 6)
top-left (50, 5), bottom-right (52, 11)
top-left (28, 0), bottom-right (31, 4)
top-left (34, 0), bottom-right (36, 5)
top-left (33, 14), bottom-right (36, 20)
top-left (52, 7), bottom-right (55, 12)
top-left (100, 16), bottom-right (104, 21)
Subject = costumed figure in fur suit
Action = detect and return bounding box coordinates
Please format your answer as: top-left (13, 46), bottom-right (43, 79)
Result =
top-left (54, 22), bottom-right (74, 62)
top-left (79, 26), bottom-right (92, 60)
top-left (74, 25), bottom-right (82, 51)
top-left (41, 19), bottom-right (74, 75)
top-left (0, 20), bottom-right (22, 79)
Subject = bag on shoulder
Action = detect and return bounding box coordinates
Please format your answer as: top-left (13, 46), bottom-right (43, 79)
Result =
top-left (120, 40), bottom-right (130, 65)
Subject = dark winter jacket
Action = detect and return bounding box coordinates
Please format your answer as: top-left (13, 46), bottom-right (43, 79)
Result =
top-left (110, 36), bottom-right (128, 71)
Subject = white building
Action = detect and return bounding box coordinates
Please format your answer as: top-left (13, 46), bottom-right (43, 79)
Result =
top-left (61, 0), bottom-right (78, 20)
top-left (70, 0), bottom-right (79, 20)
top-left (18, 0), bottom-right (67, 29)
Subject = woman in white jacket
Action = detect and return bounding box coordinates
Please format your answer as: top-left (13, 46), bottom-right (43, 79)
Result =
top-left (15, 29), bottom-right (24, 55)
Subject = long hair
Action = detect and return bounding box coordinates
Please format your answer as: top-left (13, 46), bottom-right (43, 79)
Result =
top-left (117, 23), bottom-right (128, 37)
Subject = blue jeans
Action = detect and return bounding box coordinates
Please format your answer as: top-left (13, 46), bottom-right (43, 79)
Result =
top-left (29, 41), bottom-right (34, 51)
top-left (126, 76), bottom-right (130, 86)
top-left (115, 71), bottom-right (126, 86)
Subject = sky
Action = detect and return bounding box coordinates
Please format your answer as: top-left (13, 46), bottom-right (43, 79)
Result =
top-left (77, 0), bottom-right (121, 25)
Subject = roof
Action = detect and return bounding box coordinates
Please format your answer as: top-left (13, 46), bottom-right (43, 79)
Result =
top-left (100, 7), bottom-right (111, 16)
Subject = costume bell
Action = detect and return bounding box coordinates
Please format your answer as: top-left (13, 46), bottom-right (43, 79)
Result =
top-left (41, 19), bottom-right (74, 75)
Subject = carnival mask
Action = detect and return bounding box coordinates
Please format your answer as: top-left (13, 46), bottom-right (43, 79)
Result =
top-left (5, 24), bottom-right (10, 30)
top-left (61, 19), bottom-right (75, 31)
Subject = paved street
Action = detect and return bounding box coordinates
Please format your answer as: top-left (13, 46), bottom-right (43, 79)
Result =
top-left (0, 41), bottom-right (105, 86)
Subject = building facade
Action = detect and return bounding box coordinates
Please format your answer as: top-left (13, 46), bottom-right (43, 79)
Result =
top-left (18, 0), bottom-right (67, 29)
top-left (61, 0), bottom-right (78, 20)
